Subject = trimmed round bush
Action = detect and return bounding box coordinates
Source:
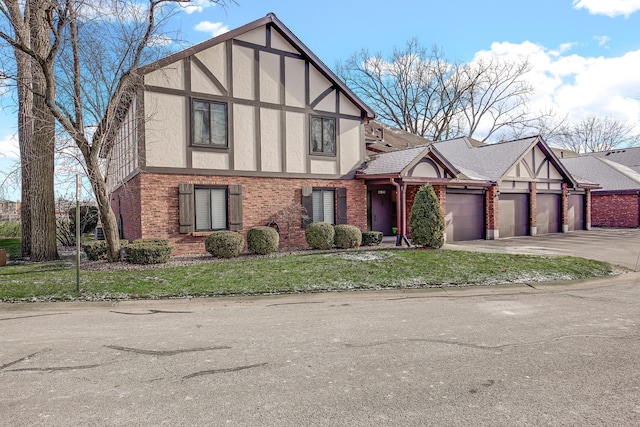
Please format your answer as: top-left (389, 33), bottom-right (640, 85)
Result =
top-left (361, 231), bottom-right (383, 246)
top-left (83, 240), bottom-right (129, 261)
top-left (334, 224), bottom-right (362, 249)
top-left (247, 226), bottom-right (279, 255)
top-left (205, 231), bottom-right (245, 258)
top-left (305, 222), bottom-right (335, 250)
top-left (125, 240), bottom-right (172, 264)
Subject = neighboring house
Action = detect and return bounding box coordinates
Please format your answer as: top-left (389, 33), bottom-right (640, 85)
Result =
top-left (105, 13), bottom-right (375, 254)
top-left (364, 120), bottom-right (432, 153)
top-left (561, 155), bottom-right (640, 228)
top-left (0, 200), bottom-right (20, 221)
top-left (357, 131), bottom-right (593, 243)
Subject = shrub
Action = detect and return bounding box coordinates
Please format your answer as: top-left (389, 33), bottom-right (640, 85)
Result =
top-left (0, 221), bottom-right (21, 238)
top-left (83, 240), bottom-right (129, 261)
top-left (334, 224), bottom-right (362, 249)
top-left (305, 222), bottom-right (334, 250)
top-left (0, 238), bottom-right (22, 260)
top-left (361, 231), bottom-right (383, 246)
top-left (247, 226), bottom-right (279, 255)
top-left (409, 184), bottom-right (445, 249)
top-left (205, 231), bottom-right (245, 258)
top-left (125, 240), bottom-right (172, 264)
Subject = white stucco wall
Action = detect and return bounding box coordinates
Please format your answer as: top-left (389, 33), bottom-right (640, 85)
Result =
top-left (144, 92), bottom-right (186, 168)
top-left (285, 57), bottom-right (305, 108)
top-left (285, 111), bottom-right (306, 173)
top-left (261, 108), bottom-right (282, 172)
top-left (233, 104), bottom-right (256, 171)
top-left (145, 63), bottom-right (185, 90)
top-left (195, 44), bottom-right (227, 91)
top-left (233, 45), bottom-right (255, 100)
top-left (260, 51), bottom-right (280, 104)
top-left (192, 151), bottom-right (230, 170)
top-left (339, 118), bottom-right (362, 175)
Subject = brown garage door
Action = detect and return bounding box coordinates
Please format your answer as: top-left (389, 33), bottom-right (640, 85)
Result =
top-left (568, 194), bottom-right (585, 231)
top-left (536, 193), bottom-right (561, 235)
top-left (445, 192), bottom-right (485, 242)
top-left (499, 193), bottom-right (529, 238)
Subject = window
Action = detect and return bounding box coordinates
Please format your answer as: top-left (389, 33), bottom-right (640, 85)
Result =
top-left (194, 187), bottom-right (227, 231)
top-left (193, 100), bottom-right (227, 147)
top-left (311, 116), bottom-right (336, 154)
top-left (312, 189), bottom-right (335, 224)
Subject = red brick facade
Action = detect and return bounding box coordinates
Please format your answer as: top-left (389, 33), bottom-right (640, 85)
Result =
top-left (111, 172), bottom-right (368, 255)
top-left (591, 192), bottom-right (640, 228)
top-left (485, 186), bottom-right (498, 237)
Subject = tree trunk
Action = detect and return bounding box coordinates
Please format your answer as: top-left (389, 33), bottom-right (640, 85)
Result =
top-left (28, 1), bottom-right (58, 261)
top-left (16, 48), bottom-right (32, 258)
top-left (86, 159), bottom-right (120, 262)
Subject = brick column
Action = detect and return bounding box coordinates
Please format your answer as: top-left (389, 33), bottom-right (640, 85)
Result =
top-left (485, 186), bottom-right (499, 239)
top-left (529, 182), bottom-right (537, 236)
top-left (561, 183), bottom-right (569, 233)
top-left (585, 189), bottom-right (591, 230)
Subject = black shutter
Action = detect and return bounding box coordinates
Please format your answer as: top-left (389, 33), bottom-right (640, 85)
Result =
top-left (178, 184), bottom-right (194, 234)
top-left (229, 185), bottom-right (243, 231)
top-left (337, 187), bottom-right (347, 224)
top-left (301, 185), bottom-right (313, 228)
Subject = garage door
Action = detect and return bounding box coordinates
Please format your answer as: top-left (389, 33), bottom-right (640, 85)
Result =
top-left (536, 194), bottom-right (561, 235)
top-left (499, 193), bottom-right (529, 238)
top-left (445, 192), bottom-right (485, 242)
top-left (568, 194), bottom-right (585, 231)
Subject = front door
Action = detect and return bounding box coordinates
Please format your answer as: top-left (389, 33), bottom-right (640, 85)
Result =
top-left (371, 189), bottom-right (394, 235)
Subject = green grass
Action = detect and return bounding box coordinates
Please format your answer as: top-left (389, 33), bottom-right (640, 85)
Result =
top-left (0, 249), bottom-right (619, 302)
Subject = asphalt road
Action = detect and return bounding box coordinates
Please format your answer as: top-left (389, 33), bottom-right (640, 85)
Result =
top-left (1, 273), bottom-right (639, 426)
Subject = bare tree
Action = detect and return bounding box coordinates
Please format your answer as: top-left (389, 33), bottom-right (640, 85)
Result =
top-left (555, 115), bottom-right (640, 153)
top-left (337, 40), bottom-right (540, 142)
top-left (0, 0), bottom-right (233, 261)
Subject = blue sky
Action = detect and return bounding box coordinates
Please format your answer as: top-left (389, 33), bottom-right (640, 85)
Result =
top-left (1, 0), bottom-right (640, 201)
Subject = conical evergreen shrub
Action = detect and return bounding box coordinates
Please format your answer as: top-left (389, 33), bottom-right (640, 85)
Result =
top-left (409, 184), bottom-right (445, 248)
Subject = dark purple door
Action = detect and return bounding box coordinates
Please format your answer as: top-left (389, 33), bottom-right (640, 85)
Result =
top-left (371, 189), bottom-right (393, 235)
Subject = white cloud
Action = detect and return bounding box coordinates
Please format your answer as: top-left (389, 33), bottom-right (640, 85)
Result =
top-left (0, 133), bottom-right (19, 160)
top-left (593, 35), bottom-right (611, 47)
top-left (573, 0), bottom-right (640, 17)
top-left (180, 0), bottom-right (218, 15)
top-left (474, 41), bottom-right (640, 127)
top-left (194, 21), bottom-right (229, 38)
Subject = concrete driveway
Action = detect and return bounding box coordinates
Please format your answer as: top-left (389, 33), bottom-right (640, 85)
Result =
top-left (445, 228), bottom-right (640, 270)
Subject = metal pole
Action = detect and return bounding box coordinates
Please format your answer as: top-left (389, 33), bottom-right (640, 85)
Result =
top-left (76, 174), bottom-right (81, 293)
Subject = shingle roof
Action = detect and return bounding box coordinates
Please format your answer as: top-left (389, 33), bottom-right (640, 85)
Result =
top-left (586, 147), bottom-right (640, 173)
top-left (359, 145), bottom-right (430, 175)
top-left (561, 156), bottom-right (640, 191)
top-left (431, 137), bottom-right (537, 181)
top-left (364, 120), bottom-right (432, 153)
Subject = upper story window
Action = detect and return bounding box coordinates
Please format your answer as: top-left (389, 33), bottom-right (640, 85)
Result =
top-left (310, 116), bottom-right (336, 155)
top-left (193, 100), bottom-right (227, 147)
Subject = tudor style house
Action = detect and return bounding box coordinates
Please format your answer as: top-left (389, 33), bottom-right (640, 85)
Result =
top-left (358, 122), bottom-right (595, 243)
top-left (105, 14), bottom-right (375, 254)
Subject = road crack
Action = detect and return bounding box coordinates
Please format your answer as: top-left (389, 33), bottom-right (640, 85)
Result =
top-left (105, 345), bottom-right (230, 356)
top-left (183, 362), bottom-right (268, 380)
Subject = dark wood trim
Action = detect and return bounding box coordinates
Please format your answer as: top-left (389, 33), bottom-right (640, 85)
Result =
top-left (280, 54), bottom-right (287, 172)
top-left (310, 86), bottom-right (335, 109)
top-left (143, 166), bottom-right (356, 180)
top-left (265, 23), bottom-right (271, 48)
top-left (254, 47), bottom-right (262, 172)
top-left (191, 55), bottom-right (228, 96)
top-left (233, 39), bottom-right (304, 60)
top-left (335, 90), bottom-right (341, 173)
top-left (184, 58), bottom-right (193, 169)
top-left (226, 40), bottom-right (235, 170)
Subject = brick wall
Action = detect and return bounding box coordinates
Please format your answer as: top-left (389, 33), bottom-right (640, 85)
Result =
top-left (118, 173), bottom-right (367, 255)
top-left (591, 192), bottom-right (640, 228)
top-left (110, 174), bottom-right (143, 242)
top-left (485, 186), bottom-right (498, 236)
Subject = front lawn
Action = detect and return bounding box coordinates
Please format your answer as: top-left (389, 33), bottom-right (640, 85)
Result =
top-left (0, 249), bottom-right (619, 302)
